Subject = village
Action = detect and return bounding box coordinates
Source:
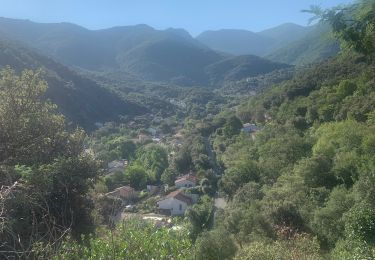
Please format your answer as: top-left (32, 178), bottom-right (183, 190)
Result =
top-left (93, 117), bottom-right (259, 227)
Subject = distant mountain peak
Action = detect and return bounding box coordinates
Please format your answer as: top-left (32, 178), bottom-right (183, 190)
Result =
top-left (164, 28), bottom-right (192, 39)
top-left (196, 29), bottom-right (274, 56)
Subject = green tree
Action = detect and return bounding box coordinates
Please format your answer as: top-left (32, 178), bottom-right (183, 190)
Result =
top-left (124, 164), bottom-right (148, 190)
top-left (195, 228), bottom-right (237, 260)
top-left (312, 187), bottom-right (354, 248)
top-left (136, 144), bottom-right (169, 183)
top-left (306, 0), bottom-right (375, 58)
top-left (294, 156), bottom-right (336, 189)
top-left (0, 67), bottom-right (67, 165)
top-left (118, 139), bottom-right (137, 159)
top-left (0, 68), bottom-right (99, 257)
top-left (223, 116), bottom-right (243, 137)
top-left (185, 195), bottom-right (215, 241)
top-left (220, 160), bottom-right (260, 198)
top-left (161, 168), bottom-right (177, 186)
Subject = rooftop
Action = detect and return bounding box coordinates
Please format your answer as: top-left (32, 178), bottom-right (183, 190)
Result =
top-left (165, 190), bottom-right (193, 205)
top-left (175, 173), bottom-right (196, 184)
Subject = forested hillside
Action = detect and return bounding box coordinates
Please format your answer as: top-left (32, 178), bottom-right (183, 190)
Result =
top-left (196, 23), bottom-right (312, 56)
top-left (266, 24), bottom-right (340, 65)
top-left (0, 39), bottom-right (147, 128)
top-left (197, 23), bottom-right (340, 65)
top-left (200, 1), bottom-right (375, 258)
top-left (205, 55), bottom-right (291, 86)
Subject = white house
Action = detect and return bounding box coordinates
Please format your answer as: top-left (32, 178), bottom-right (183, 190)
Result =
top-left (175, 174), bottom-right (197, 189)
top-left (157, 190), bottom-right (193, 216)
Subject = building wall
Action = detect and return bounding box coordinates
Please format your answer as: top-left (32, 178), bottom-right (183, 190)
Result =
top-left (175, 180), bottom-right (195, 189)
top-left (118, 189), bottom-right (136, 199)
top-left (157, 198), bottom-right (188, 215)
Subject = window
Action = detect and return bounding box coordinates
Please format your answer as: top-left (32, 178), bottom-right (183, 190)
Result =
top-left (179, 204), bottom-right (182, 211)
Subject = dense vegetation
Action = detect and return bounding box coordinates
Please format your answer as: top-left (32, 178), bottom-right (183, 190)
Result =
top-left (266, 23), bottom-right (340, 65)
top-left (201, 1), bottom-right (375, 258)
top-left (0, 68), bottom-right (99, 258)
top-left (0, 39), bottom-right (147, 129)
top-left (197, 23), bottom-right (340, 65)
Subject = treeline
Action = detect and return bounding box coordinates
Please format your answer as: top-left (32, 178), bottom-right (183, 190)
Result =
top-left (196, 1), bottom-right (375, 259)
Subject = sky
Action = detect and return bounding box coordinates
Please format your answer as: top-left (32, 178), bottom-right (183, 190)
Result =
top-left (0, 0), bottom-right (354, 36)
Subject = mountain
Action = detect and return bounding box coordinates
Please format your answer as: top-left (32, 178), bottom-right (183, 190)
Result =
top-left (116, 31), bottom-right (223, 86)
top-left (266, 24), bottom-right (340, 65)
top-left (0, 38), bottom-right (147, 128)
top-left (0, 18), bottom-right (224, 85)
top-left (0, 17), bottom-right (291, 86)
top-left (205, 55), bottom-right (291, 86)
top-left (196, 29), bottom-right (274, 56)
top-left (196, 24), bottom-right (311, 57)
top-left (196, 23), bottom-right (340, 65)
top-left (258, 23), bottom-right (311, 48)
top-left (0, 18), bottom-right (157, 70)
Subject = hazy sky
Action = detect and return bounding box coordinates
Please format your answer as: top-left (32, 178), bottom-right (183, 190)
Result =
top-left (0, 0), bottom-right (354, 35)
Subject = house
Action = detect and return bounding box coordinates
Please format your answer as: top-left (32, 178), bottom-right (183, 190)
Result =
top-left (106, 186), bottom-right (137, 202)
top-left (157, 190), bottom-right (193, 216)
top-left (108, 159), bottom-right (128, 174)
top-left (175, 173), bottom-right (197, 189)
top-left (242, 123), bottom-right (258, 133)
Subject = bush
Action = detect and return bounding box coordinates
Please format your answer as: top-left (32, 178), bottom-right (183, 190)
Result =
top-left (56, 219), bottom-right (192, 259)
top-left (195, 228), bottom-right (237, 260)
top-left (235, 234), bottom-right (322, 260)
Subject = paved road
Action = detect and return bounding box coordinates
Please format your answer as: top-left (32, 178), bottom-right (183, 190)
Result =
top-left (203, 136), bottom-right (221, 176)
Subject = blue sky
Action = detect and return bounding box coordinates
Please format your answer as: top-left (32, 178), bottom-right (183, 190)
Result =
top-left (0, 0), bottom-right (354, 35)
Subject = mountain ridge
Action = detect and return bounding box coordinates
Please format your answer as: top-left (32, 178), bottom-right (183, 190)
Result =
top-left (0, 17), bottom-right (292, 86)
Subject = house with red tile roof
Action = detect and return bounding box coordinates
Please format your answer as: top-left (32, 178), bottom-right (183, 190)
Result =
top-left (106, 186), bottom-right (137, 202)
top-left (175, 173), bottom-right (197, 189)
top-left (157, 190), bottom-right (193, 216)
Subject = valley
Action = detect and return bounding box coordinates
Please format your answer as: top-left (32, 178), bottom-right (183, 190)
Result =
top-left (1, 0), bottom-right (375, 259)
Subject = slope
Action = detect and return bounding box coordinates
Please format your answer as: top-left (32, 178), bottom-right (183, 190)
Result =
top-left (258, 23), bottom-right (311, 49)
top-left (266, 24), bottom-right (340, 65)
top-left (196, 29), bottom-right (274, 56)
top-left (205, 55), bottom-right (291, 86)
top-left (0, 38), bottom-right (147, 129)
